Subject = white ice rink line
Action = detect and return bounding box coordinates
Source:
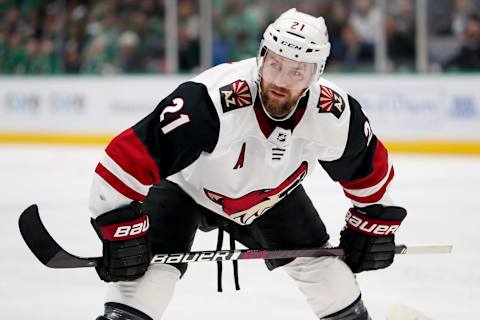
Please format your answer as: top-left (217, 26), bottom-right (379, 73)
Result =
top-left (0, 144), bottom-right (478, 320)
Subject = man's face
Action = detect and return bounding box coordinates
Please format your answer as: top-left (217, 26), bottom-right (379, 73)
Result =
top-left (259, 51), bottom-right (315, 119)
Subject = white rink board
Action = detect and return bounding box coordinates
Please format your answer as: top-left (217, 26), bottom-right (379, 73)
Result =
top-left (0, 74), bottom-right (479, 140)
top-left (336, 75), bottom-right (480, 141)
top-left (0, 75), bottom-right (189, 134)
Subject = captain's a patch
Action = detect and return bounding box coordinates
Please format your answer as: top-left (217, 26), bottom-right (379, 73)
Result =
top-left (219, 80), bottom-right (253, 113)
top-left (318, 86), bottom-right (345, 119)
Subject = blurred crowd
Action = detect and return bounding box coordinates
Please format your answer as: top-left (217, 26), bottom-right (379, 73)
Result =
top-left (1, 0), bottom-right (479, 75)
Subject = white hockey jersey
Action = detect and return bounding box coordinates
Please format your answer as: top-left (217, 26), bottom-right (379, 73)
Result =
top-left (89, 58), bottom-right (394, 225)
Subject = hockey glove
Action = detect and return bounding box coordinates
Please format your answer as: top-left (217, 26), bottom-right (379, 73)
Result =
top-left (91, 202), bottom-right (151, 282)
top-left (339, 204), bottom-right (407, 273)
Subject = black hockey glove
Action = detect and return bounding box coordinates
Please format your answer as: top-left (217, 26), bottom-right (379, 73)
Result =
top-left (91, 202), bottom-right (151, 282)
top-left (339, 204), bottom-right (407, 273)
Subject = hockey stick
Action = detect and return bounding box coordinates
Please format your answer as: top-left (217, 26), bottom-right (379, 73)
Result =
top-left (19, 204), bottom-right (453, 269)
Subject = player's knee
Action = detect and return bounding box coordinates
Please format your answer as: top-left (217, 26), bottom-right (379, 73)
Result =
top-left (284, 256), bottom-right (361, 318)
top-left (97, 302), bottom-right (153, 320)
top-left (320, 296), bottom-right (369, 320)
top-left (104, 264), bottom-right (180, 319)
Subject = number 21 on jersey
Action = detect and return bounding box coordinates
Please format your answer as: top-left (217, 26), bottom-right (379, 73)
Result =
top-left (159, 98), bottom-right (191, 134)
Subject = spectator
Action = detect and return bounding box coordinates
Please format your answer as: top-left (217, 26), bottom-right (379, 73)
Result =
top-left (63, 40), bottom-right (82, 73)
top-left (81, 36), bottom-right (114, 74)
top-left (349, 0), bottom-right (379, 49)
top-left (116, 30), bottom-right (146, 73)
top-left (178, 25), bottom-right (200, 72)
top-left (3, 31), bottom-right (27, 74)
top-left (339, 24), bottom-right (373, 71)
top-left (347, 0), bottom-right (377, 69)
top-left (177, 0), bottom-right (200, 71)
top-left (328, 1), bottom-right (350, 37)
top-left (394, 0), bottom-right (415, 36)
top-left (327, 1), bottom-right (351, 70)
top-left (212, 0), bottom-right (267, 66)
top-left (25, 37), bottom-right (59, 74)
top-left (230, 30), bottom-right (258, 61)
top-left (385, 16), bottom-right (415, 71)
top-left (387, 0), bottom-right (416, 71)
top-left (451, 0), bottom-right (477, 38)
top-left (444, 16), bottom-right (480, 70)
top-left (212, 26), bottom-right (233, 65)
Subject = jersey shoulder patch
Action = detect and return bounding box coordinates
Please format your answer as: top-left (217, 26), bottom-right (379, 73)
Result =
top-left (317, 85), bottom-right (346, 119)
top-left (219, 79), bottom-right (253, 113)
top-left (190, 58), bottom-right (256, 114)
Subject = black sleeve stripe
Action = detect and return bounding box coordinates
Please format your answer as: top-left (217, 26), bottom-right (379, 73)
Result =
top-left (319, 95), bottom-right (376, 182)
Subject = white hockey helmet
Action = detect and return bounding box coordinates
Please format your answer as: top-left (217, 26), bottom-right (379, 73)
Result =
top-left (257, 9), bottom-right (331, 88)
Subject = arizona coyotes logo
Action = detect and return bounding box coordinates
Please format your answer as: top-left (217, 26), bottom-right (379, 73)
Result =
top-left (318, 86), bottom-right (345, 119)
top-left (204, 162), bottom-right (308, 225)
top-left (219, 80), bottom-right (253, 113)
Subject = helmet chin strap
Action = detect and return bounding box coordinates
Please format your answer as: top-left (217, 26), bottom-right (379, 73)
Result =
top-left (256, 80), bottom-right (309, 121)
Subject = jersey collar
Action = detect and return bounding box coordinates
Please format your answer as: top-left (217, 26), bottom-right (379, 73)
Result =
top-left (253, 90), bottom-right (309, 138)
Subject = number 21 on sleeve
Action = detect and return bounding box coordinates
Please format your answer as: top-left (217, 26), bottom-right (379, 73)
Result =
top-left (159, 98), bottom-right (191, 134)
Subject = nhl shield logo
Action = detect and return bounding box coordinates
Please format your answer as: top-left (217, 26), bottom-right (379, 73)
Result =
top-left (219, 80), bottom-right (253, 113)
top-left (318, 86), bottom-right (345, 119)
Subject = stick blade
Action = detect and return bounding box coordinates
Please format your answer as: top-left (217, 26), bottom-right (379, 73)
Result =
top-left (18, 205), bottom-right (97, 268)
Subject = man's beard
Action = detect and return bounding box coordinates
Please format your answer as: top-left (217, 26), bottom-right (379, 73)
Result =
top-left (260, 84), bottom-right (295, 119)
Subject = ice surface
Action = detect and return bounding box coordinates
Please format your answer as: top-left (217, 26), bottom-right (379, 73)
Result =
top-left (0, 144), bottom-right (478, 320)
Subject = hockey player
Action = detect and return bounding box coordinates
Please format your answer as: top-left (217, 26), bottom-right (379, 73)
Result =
top-left (90, 8), bottom-right (407, 320)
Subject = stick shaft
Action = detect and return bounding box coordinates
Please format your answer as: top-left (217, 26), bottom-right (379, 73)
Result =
top-left (394, 244), bottom-right (453, 254)
top-left (150, 244), bottom-right (453, 264)
top-left (19, 204), bottom-right (453, 269)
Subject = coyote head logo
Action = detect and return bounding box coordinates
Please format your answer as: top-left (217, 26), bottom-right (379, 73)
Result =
top-left (204, 162), bottom-right (308, 224)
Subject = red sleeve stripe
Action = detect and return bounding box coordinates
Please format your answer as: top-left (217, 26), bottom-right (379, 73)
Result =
top-left (105, 128), bottom-right (160, 186)
top-left (100, 154), bottom-right (151, 196)
top-left (340, 140), bottom-right (389, 190)
top-left (343, 167), bottom-right (394, 203)
top-left (95, 163), bottom-right (145, 202)
top-left (343, 160), bottom-right (392, 197)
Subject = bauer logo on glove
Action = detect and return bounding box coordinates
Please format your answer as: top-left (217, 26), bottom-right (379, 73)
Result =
top-left (98, 215), bottom-right (150, 240)
top-left (345, 208), bottom-right (402, 236)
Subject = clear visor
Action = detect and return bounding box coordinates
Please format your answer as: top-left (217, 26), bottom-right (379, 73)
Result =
top-left (258, 49), bottom-right (317, 90)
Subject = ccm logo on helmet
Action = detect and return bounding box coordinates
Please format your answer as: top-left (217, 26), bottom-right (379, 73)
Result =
top-left (113, 217), bottom-right (149, 238)
top-left (280, 40), bottom-right (302, 50)
top-left (345, 210), bottom-right (399, 236)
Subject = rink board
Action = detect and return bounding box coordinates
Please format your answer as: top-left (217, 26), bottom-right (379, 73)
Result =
top-left (0, 74), bottom-right (479, 154)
